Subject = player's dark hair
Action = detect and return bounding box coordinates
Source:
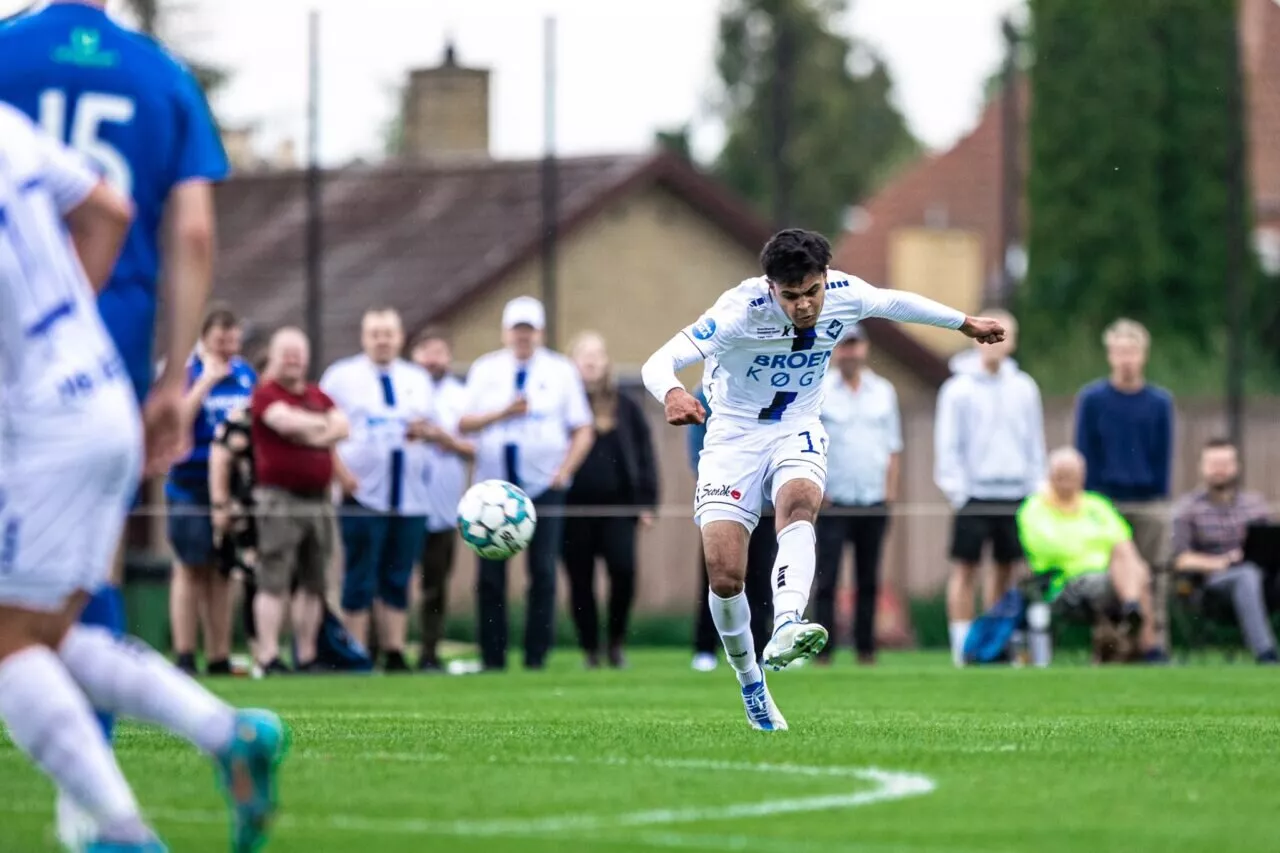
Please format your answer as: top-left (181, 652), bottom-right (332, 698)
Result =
top-left (411, 326), bottom-right (452, 350)
top-left (760, 228), bottom-right (832, 286)
top-left (201, 304), bottom-right (239, 336)
top-left (1204, 436), bottom-right (1237, 452)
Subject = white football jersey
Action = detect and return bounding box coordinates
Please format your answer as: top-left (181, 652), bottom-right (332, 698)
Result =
top-left (677, 272), bottom-right (963, 423)
top-left (0, 103), bottom-right (135, 449)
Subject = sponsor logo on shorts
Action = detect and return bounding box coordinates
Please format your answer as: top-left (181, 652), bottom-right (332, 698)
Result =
top-left (692, 317), bottom-right (718, 340)
top-left (699, 484), bottom-right (741, 501)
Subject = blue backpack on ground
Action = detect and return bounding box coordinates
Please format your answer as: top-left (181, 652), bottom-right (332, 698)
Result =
top-left (963, 587), bottom-right (1026, 664)
top-left (293, 602), bottom-right (374, 672)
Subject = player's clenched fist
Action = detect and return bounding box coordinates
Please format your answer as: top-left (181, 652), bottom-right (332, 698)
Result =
top-left (959, 315), bottom-right (1007, 345)
top-left (664, 388), bottom-right (706, 426)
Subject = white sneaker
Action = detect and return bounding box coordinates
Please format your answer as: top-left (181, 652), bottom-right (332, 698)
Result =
top-left (763, 620), bottom-right (829, 671)
top-left (691, 653), bottom-right (718, 672)
top-left (55, 789), bottom-right (97, 852)
top-left (740, 671), bottom-right (787, 731)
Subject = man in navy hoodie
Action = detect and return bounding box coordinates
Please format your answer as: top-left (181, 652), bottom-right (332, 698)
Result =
top-left (1073, 319), bottom-right (1173, 650)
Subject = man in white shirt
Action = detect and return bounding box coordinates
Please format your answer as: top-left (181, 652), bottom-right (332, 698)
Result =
top-left (0, 102), bottom-right (285, 853)
top-left (321, 308), bottom-right (453, 672)
top-left (459, 296), bottom-right (595, 671)
top-left (410, 328), bottom-right (475, 672)
top-left (815, 324), bottom-right (902, 665)
top-left (934, 309), bottom-right (1046, 666)
top-left (641, 228), bottom-right (1003, 730)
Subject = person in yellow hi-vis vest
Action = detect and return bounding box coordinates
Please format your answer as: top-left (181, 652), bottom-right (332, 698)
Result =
top-left (1016, 447), bottom-right (1166, 661)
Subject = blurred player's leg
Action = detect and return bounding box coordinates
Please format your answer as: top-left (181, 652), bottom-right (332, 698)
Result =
top-left (59, 625), bottom-right (288, 851)
top-left (0, 637), bottom-right (159, 850)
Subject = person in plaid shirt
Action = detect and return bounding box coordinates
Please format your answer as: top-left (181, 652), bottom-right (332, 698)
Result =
top-left (1170, 438), bottom-right (1277, 663)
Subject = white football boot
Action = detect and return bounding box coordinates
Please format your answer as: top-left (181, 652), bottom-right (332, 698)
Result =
top-left (763, 619), bottom-right (829, 671)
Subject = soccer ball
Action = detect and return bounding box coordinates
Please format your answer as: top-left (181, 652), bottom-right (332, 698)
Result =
top-left (456, 479), bottom-right (537, 560)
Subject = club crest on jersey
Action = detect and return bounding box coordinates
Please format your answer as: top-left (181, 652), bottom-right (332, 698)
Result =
top-left (825, 319), bottom-right (845, 340)
top-left (692, 317), bottom-right (717, 340)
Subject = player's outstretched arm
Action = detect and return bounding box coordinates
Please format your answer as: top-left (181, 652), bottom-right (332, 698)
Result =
top-left (858, 285), bottom-right (1006, 344)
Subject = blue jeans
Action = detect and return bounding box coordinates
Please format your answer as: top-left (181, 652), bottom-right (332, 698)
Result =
top-left (340, 499), bottom-right (426, 612)
top-left (166, 479), bottom-right (215, 567)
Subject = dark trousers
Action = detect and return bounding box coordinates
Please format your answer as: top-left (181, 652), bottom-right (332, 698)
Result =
top-left (340, 502), bottom-right (427, 612)
top-left (477, 489), bottom-right (566, 670)
top-left (693, 515), bottom-right (776, 658)
top-left (815, 503), bottom-right (888, 656)
top-left (562, 515), bottom-right (637, 652)
top-left (419, 529), bottom-right (457, 665)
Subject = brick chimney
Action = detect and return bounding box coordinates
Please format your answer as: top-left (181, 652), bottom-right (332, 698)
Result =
top-left (400, 42), bottom-right (490, 159)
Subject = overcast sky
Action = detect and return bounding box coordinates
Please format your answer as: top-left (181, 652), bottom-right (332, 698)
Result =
top-left (104, 0), bottom-right (1024, 166)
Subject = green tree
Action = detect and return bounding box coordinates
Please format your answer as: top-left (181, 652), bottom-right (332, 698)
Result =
top-left (1020, 0), bottom-right (1253, 387)
top-left (712, 0), bottom-right (918, 233)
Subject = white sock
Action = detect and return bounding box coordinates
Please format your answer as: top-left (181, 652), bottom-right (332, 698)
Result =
top-left (771, 520), bottom-right (817, 629)
top-left (59, 626), bottom-right (236, 755)
top-left (949, 621), bottom-right (972, 667)
top-left (708, 588), bottom-right (760, 686)
top-left (0, 647), bottom-right (149, 843)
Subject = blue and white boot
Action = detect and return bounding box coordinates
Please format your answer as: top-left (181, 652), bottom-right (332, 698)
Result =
top-left (84, 839), bottom-right (167, 852)
top-left (214, 709), bottom-right (289, 852)
top-left (763, 619), bottom-right (829, 672)
top-left (740, 670), bottom-right (788, 731)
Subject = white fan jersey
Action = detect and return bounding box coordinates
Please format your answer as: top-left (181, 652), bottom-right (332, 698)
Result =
top-left (642, 272), bottom-right (965, 424)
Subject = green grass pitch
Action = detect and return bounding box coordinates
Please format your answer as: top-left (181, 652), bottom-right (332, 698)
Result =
top-left (1, 651), bottom-right (1277, 852)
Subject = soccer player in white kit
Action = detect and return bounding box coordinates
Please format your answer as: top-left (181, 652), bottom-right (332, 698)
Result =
top-left (641, 229), bottom-right (1005, 730)
top-left (0, 104), bottom-right (286, 852)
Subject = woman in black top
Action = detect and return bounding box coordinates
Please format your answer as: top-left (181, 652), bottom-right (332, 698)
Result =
top-left (563, 332), bottom-right (659, 668)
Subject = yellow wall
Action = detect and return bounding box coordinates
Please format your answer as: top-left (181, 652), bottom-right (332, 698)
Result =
top-left (888, 228), bottom-right (984, 357)
top-left (447, 185), bottom-right (934, 400)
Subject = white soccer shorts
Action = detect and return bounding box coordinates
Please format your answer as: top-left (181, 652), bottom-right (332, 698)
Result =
top-left (694, 415), bottom-right (828, 532)
top-left (0, 410), bottom-right (141, 613)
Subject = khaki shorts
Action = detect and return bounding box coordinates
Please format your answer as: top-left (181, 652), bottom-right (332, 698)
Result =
top-left (253, 487), bottom-right (334, 596)
top-left (1120, 504), bottom-right (1170, 644)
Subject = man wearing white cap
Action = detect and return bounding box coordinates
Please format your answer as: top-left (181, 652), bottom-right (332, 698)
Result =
top-left (459, 296), bottom-right (595, 670)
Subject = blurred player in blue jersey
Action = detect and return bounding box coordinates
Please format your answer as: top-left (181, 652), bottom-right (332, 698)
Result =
top-left (0, 0), bottom-right (228, 847)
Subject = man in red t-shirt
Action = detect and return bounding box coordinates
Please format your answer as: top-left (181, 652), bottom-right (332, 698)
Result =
top-left (250, 327), bottom-right (349, 673)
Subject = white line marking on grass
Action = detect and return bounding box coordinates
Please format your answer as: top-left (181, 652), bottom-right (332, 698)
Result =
top-left (292, 752), bottom-right (935, 836)
top-left (0, 753), bottom-right (936, 841)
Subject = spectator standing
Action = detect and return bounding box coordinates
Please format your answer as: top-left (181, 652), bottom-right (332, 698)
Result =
top-left (459, 296), bottom-right (594, 671)
top-left (250, 327), bottom-right (348, 674)
top-left (689, 383), bottom-right (776, 671)
top-left (322, 308), bottom-right (443, 672)
top-left (815, 324), bottom-right (901, 665)
top-left (1074, 319), bottom-right (1174, 647)
top-left (410, 329), bottom-right (475, 672)
top-left (210, 404), bottom-right (260, 665)
top-left (562, 332), bottom-right (659, 669)
top-left (935, 310), bottom-right (1046, 666)
top-left (1170, 439), bottom-right (1278, 663)
top-left (166, 307), bottom-right (256, 676)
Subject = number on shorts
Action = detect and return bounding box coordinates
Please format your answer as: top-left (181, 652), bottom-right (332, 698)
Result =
top-left (799, 431), bottom-right (819, 454)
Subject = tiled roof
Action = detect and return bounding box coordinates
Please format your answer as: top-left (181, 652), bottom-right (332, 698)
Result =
top-left (1245, 0), bottom-right (1280, 224)
top-left (213, 149), bottom-right (951, 384)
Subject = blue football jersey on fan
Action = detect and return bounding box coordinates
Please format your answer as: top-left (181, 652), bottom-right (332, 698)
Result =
top-left (0, 2), bottom-right (229, 401)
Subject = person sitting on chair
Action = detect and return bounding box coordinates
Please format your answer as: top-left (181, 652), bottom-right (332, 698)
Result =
top-left (1016, 447), bottom-right (1165, 660)
top-left (1170, 438), bottom-right (1278, 664)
